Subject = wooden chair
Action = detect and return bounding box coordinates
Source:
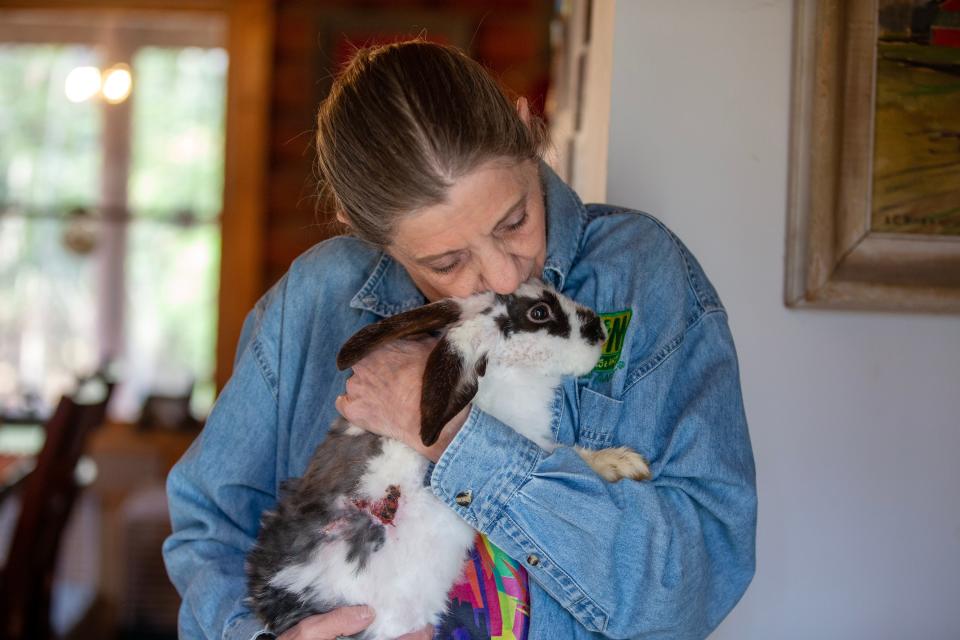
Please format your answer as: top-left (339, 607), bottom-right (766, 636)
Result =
top-left (0, 378), bottom-right (113, 640)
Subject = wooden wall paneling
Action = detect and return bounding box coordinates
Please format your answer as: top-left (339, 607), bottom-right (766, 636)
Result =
top-left (216, 0), bottom-right (273, 389)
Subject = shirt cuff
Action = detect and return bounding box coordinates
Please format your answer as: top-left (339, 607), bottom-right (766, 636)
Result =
top-left (224, 613), bottom-right (274, 640)
top-left (429, 405), bottom-right (544, 532)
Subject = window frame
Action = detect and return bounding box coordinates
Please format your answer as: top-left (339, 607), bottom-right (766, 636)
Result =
top-left (0, 0), bottom-right (273, 393)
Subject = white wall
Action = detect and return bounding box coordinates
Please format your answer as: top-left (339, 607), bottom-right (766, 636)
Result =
top-left (605, 2), bottom-right (960, 638)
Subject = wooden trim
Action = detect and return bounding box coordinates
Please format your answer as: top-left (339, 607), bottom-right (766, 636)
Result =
top-left (96, 38), bottom-right (135, 367)
top-left (576, 0), bottom-right (615, 203)
top-left (0, 8), bottom-right (225, 46)
top-left (545, 0), bottom-right (613, 203)
top-left (835, 0), bottom-right (874, 256)
top-left (836, 235), bottom-right (960, 287)
top-left (784, 0), bottom-right (818, 302)
top-left (785, 0), bottom-right (960, 313)
top-left (0, 0), bottom-right (224, 9)
top-left (0, 0), bottom-right (273, 387)
top-left (216, 0), bottom-right (273, 390)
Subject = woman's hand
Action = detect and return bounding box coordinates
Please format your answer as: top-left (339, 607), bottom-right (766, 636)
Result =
top-left (276, 606), bottom-right (374, 639)
top-left (335, 338), bottom-right (469, 462)
top-left (276, 607), bottom-right (433, 639)
top-left (396, 625), bottom-right (435, 639)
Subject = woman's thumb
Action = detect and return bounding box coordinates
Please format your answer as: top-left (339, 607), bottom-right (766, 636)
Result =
top-left (299, 605), bottom-right (375, 638)
top-left (331, 605), bottom-right (376, 629)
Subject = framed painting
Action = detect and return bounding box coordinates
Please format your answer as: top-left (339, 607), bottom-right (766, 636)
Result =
top-left (786, 0), bottom-right (960, 312)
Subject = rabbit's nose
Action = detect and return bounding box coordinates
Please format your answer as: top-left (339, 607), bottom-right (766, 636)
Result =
top-left (579, 312), bottom-right (605, 346)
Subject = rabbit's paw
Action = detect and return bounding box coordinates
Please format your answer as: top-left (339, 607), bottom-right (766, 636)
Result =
top-left (575, 446), bottom-right (651, 482)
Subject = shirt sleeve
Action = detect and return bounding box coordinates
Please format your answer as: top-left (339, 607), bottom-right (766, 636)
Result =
top-left (163, 285), bottom-right (285, 640)
top-left (429, 310), bottom-right (757, 639)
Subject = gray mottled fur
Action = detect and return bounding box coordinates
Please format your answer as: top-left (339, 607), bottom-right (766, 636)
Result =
top-left (246, 417), bottom-right (386, 636)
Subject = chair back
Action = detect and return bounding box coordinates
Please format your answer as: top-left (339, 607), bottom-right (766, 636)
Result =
top-left (0, 379), bottom-right (112, 640)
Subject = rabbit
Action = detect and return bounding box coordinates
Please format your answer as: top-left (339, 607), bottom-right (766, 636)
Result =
top-left (245, 279), bottom-right (650, 639)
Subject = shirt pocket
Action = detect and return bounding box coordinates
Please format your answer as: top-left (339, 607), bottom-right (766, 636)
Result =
top-left (576, 387), bottom-right (623, 449)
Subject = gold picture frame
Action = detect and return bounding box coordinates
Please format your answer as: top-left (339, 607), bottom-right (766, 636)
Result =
top-left (785, 0), bottom-right (960, 312)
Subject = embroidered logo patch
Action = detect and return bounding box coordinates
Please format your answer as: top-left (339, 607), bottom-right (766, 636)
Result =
top-left (593, 309), bottom-right (632, 374)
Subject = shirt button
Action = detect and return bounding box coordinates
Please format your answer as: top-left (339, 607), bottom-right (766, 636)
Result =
top-left (526, 554), bottom-right (540, 567)
top-left (455, 490), bottom-right (473, 506)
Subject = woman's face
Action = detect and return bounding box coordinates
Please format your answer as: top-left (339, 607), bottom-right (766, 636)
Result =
top-left (387, 158), bottom-right (547, 301)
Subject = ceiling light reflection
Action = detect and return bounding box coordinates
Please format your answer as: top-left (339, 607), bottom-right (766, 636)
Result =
top-left (102, 64), bottom-right (132, 104)
top-left (64, 66), bottom-right (101, 103)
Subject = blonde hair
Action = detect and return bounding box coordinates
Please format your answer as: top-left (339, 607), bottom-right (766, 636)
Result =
top-left (316, 40), bottom-right (547, 247)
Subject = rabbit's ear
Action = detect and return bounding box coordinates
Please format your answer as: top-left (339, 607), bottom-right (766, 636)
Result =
top-left (336, 300), bottom-right (461, 370)
top-left (419, 339), bottom-right (487, 447)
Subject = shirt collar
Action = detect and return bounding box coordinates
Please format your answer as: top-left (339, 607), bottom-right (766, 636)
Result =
top-left (539, 159), bottom-right (588, 291)
top-left (349, 251), bottom-right (427, 318)
top-left (350, 160), bottom-right (587, 318)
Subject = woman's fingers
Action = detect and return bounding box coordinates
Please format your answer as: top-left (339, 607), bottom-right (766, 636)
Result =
top-left (396, 624), bottom-right (435, 639)
top-left (277, 606), bottom-right (375, 639)
top-left (337, 338), bottom-right (442, 444)
top-left (273, 607), bottom-right (433, 640)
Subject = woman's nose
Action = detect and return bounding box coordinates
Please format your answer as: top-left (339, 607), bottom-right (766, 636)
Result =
top-left (477, 248), bottom-right (523, 295)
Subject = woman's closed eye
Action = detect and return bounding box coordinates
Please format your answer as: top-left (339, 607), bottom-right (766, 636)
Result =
top-left (498, 210), bottom-right (528, 234)
top-left (426, 211), bottom-right (528, 275)
top-left (431, 259), bottom-right (460, 275)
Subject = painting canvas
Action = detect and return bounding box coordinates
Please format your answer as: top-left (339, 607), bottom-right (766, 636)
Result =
top-left (873, 0), bottom-right (960, 236)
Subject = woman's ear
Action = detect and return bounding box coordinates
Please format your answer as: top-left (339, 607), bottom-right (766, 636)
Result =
top-left (335, 210), bottom-right (350, 226)
top-left (516, 97), bottom-right (531, 128)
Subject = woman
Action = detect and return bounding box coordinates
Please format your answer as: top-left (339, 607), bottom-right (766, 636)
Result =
top-left (164, 41), bottom-right (757, 640)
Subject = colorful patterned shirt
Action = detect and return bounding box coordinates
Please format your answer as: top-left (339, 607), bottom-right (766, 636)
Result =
top-left (435, 533), bottom-right (530, 640)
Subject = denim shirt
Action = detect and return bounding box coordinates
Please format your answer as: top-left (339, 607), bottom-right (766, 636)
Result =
top-left (163, 163), bottom-right (757, 640)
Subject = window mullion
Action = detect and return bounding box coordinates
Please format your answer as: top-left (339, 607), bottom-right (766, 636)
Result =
top-left (96, 38), bottom-right (135, 370)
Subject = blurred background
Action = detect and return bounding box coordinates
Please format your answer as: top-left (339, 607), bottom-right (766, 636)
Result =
top-left (0, 1), bottom-right (557, 638)
top-left (0, 1), bottom-right (958, 639)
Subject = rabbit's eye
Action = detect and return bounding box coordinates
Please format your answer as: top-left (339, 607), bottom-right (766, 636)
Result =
top-left (527, 303), bottom-right (551, 323)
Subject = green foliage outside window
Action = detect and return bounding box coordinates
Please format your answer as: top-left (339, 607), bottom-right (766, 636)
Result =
top-left (0, 43), bottom-right (227, 421)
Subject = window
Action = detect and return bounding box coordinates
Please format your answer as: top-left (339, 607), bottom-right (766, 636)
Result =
top-left (0, 11), bottom-right (228, 422)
